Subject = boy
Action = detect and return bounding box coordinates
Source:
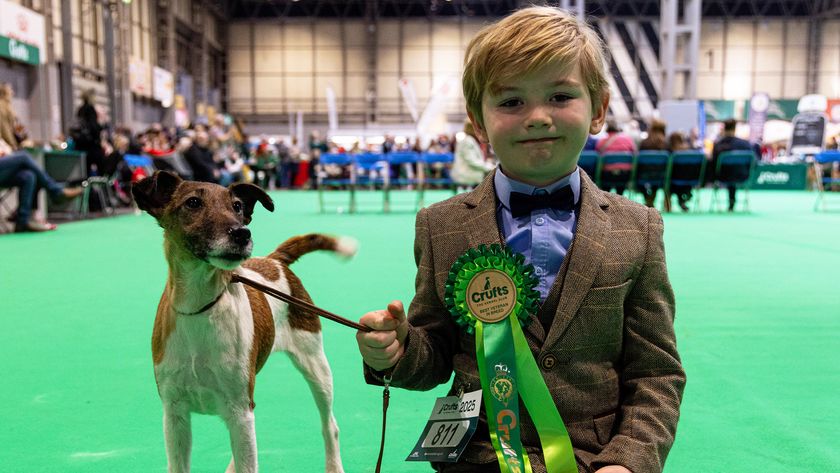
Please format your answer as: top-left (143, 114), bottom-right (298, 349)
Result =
top-left (357, 7), bottom-right (685, 473)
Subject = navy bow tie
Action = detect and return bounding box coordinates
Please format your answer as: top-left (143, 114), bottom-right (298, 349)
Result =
top-left (509, 186), bottom-right (575, 218)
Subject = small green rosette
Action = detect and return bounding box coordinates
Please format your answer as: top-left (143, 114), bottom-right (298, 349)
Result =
top-left (444, 244), bottom-right (576, 473)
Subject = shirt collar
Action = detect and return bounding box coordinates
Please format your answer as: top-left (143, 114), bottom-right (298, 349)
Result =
top-left (494, 166), bottom-right (581, 211)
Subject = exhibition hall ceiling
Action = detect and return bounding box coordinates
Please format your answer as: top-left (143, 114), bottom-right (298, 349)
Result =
top-left (222, 0), bottom-right (839, 19)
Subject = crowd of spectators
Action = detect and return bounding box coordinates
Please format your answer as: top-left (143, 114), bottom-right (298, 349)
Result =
top-left (4, 80), bottom-right (840, 233)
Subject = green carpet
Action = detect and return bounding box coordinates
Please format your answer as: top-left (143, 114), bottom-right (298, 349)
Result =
top-left (1, 188), bottom-right (838, 472)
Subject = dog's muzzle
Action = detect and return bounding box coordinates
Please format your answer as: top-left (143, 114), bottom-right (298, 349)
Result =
top-left (229, 226), bottom-right (251, 247)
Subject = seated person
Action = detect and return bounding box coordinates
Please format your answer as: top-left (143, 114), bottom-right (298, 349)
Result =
top-left (638, 119), bottom-right (668, 209)
top-left (0, 142), bottom-right (82, 232)
top-left (183, 131), bottom-right (222, 184)
top-left (667, 132), bottom-right (695, 212)
top-left (596, 120), bottom-right (637, 194)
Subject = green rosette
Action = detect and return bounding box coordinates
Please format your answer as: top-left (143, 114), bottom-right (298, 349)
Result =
top-left (445, 244), bottom-right (576, 473)
top-left (444, 244), bottom-right (540, 334)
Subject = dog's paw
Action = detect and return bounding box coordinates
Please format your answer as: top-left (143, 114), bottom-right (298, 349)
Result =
top-left (334, 236), bottom-right (359, 259)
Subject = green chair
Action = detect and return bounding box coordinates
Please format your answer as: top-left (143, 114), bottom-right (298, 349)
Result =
top-left (665, 150), bottom-right (707, 213)
top-left (711, 150), bottom-right (756, 212)
top-left (813, 151), bottom-right (840, 212)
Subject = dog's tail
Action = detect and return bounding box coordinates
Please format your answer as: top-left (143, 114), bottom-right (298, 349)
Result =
top-left (269, 233), bottom-right (358, 265)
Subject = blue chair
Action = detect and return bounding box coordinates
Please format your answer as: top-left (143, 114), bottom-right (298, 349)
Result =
top-left (386, 151), bottom-right (422, 211)
top-left (353, 153), bottom-right (390, 212)
top-left (387, 152), bottom-right (421, 188)
top-left (598, 152), bottom-right (634, 195)
top-left (713, 150), bottom-right (756, 212)
top-left (418, 153), bottom-right (455, 207)
top-left (666, 150), bottom-right (707, 212)
top-left (578, 150), bottom-right (600, 184)
top-left (317, 153), bottom-right (356, 213)
top-left (633, 150), bottom-right (670, 208)
top-left (813, 150), bottom-right (840, 211)
top-left (124, 154), bottom-right (156, 176)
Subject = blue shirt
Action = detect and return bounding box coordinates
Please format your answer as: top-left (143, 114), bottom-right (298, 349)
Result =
top-left (494, 167), bottom-right (581, 301)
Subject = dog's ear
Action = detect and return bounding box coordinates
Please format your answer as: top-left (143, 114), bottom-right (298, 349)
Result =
top-left (132, 171), bottom-right (183, 218)
top-left (230, 182), bottom-right (274, 225)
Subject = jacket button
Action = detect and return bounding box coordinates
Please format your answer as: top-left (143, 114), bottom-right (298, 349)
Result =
top-left (540, 354), bottom-right (557, 370)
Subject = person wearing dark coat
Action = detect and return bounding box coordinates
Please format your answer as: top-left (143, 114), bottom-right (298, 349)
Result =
top-left (183, 131), bottom-right (220, 183)
top-left (710, 119), bottom-right (760, 211)
top-left (74, 89), bottom-right (105, 176)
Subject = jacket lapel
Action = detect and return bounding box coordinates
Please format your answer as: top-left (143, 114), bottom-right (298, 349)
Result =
top-left (542, 171), bottom-right (610, 350)
top-left (461, 170), bottom-right (546, 343)
top-left (463, 171), bottom-right (503, 249)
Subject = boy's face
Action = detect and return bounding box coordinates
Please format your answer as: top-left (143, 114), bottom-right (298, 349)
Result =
top-left (470, 62), bottom-right (609, 187)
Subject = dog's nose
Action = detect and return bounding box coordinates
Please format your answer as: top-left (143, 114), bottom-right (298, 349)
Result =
top-left (229, 227), bottom-right (251, 246)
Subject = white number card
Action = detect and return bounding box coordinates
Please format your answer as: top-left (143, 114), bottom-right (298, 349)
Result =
top-left (406, 389), bottom-right (482, 463)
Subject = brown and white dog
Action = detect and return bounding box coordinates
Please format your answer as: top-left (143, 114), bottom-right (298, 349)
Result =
top-left (133, 171), bottom-right (350, 473)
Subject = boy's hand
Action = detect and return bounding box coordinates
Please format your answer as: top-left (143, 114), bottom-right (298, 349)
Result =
top-left (356, 301), bottom-right (409, 372)
top-left (594, 466), bottom-right (632, 473)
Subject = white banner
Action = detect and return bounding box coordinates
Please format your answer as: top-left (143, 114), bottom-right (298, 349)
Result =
top-left (296, 111), bottom-right (304, 150)
top-left (129, 57), bottom-right (151, 97)
top-left (153, 66), bottom-right (174, 107)
top-left (325, 85), bottom-right (338, 131)
top-left (416, 76), bottom-right (457, 140)
top-left (398, 78), bottom-right (420, 122)
top-left (0, 0), bottom-right (45, 63)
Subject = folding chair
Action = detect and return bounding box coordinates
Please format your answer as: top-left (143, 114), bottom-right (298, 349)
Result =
top-left (597, 152), bottom-right (634, 195)
top-left (317, 153), bottom-right (356, 213)
top-left (152, 152), bottom-right (194, 180)
top-left (79, 175), bottom-right (116, 218)
top-left (578, 150), bottom-right (600, 185)
top-left (353, 153), bottom-right (391, 212)
top-left (712, 150), bottom-right (756, 212)
top-left (633, 150), bottom-right (670, 209)
top-left (418, 152), bottom-right (455, 207)
top-left (665, 150), bottom-right (707, 212)
top-left (0, 187), bottom-right (15, 233)
top-left (386, 151), bottom-right (422, 211)
top-left (44, 150), bottom-right (89, 219)
top-left (813, 150), bottom-right (840, 211)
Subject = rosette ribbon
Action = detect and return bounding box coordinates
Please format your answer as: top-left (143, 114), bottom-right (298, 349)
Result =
top-left (445, 244), bottom-right (576, 473)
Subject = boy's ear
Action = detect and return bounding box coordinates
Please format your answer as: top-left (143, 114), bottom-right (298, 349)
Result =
top-left (589, 90), bottom-right (611, 135)
top-left (467, 110), bottom-right (489, 144)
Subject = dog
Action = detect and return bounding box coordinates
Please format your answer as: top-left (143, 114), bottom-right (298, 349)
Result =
top-left (133, 171), bottom-right (350, 473)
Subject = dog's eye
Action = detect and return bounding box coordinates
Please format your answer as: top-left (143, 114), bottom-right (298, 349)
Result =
top-left (233, 201), bottom-right (242, 213)
top-left (185, 197), bottom-right (202, 209)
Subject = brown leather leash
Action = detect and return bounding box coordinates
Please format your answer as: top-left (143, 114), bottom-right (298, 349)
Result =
top-left (231, 273), bottom-right (371, 332)
top-left (375, 373), bottom-right (392, 473)
top-left (231, 273), bottom-right (390, 470)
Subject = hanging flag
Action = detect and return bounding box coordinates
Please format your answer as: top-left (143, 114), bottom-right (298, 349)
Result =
top-left (747, 92), bottom-right (769, 143)
top-left (417, 76), bottom-right (457, 142)
top-left (326, 85), bottom-right (338, 131)
top-left (296, 110), bottom-right (304, 148)
top-left (399, 78), bottom-right (420, 122)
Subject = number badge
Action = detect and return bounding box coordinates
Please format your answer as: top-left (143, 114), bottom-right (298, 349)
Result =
top-left (406, 389), bottom-right (482, 463)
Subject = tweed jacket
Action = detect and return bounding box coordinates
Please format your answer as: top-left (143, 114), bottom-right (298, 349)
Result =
top-left (365, 169), bottom-right (685, 473)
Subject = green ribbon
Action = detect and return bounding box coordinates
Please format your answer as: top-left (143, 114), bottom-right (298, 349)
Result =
top-left (445, 244), bottom-right (576, 473)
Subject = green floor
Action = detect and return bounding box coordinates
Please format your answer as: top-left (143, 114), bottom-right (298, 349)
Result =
top-left (1, 188), bottom-right (839, 472)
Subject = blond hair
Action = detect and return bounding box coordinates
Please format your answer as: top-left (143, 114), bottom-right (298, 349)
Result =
top-left (463, 6), bottom-right (609, 125)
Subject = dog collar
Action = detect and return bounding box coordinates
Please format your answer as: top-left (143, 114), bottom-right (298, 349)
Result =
top-left (174, 291), bottom-right (226, 316)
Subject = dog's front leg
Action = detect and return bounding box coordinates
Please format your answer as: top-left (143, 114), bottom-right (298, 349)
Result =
top-left (223, 407), bottom-right (258, 473)
top-left (163, 403), bottom-right (192, 473)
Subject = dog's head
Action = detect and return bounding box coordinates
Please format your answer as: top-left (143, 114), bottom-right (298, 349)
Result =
top-left (132, 171), bottom-right (274, 269)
